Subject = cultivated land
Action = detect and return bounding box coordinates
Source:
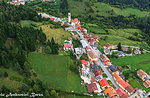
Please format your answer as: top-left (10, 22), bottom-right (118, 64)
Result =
top-left (91, 3), bottom-right (150, 17)
top-left (29, 53), bottom-right (87, 93)
top-left (0, 67), bottom-right (23, 90)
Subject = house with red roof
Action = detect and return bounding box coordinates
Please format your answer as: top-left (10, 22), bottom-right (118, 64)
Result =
top-left (143, 80), bottom-right (150, 88)
top-left (94, 70), bottom-right (103, 82)
top-left (86, 83), bottom-right (98, 93)
top-left (81, 60), bottom-right (90, 67)
top-left (104, 86), bottom-right (117, 98)
top-left (50, 18), bottom-right (55, 21)
top-left (63, 43), bottom-right (71, 51)
top-left (118, 80), bottom-right (129, 89)
top-left (116, 88), bottom-right (128, 98)
top-left (100, 78), bottom-right (109, 89)
top-left (87, 50), bottom-right (98, 61)
top-left (104, 43), bottom-right (112, 49)
top-left (125, 84), bottom-right (135, 95)
top-left (137, 69), bottom-right (148, 81)
top-left (100, 54), bottom-right (110, 64)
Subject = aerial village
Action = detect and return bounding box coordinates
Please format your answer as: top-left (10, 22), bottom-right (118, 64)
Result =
top-left (38, 12), bottom-right (150, 98)
top-left (7, 0), bottom-right (53, 5)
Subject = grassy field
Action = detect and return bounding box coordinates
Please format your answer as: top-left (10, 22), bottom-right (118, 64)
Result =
top-left (99, 35), bottom-right (141, 46)
top-left (90, 28), bottom-right (150, 48)
top-left (20, 20), bottom-right (40, 27)
top-left (40, 24), bottom-right (71, 44)
top-left (0, 67), bottom-right (23, 90)
top-left (111, 53), bottom-right (150, 73)
top-left (91, 3), bottom-right (150, 17)
top-left (29, 53), bottom-right (87, 93)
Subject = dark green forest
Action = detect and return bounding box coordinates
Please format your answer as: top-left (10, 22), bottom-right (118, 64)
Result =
top-left (98, 0), bottom-right (150, 11)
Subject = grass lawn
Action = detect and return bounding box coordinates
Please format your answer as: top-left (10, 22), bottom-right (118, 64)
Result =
top-left (29, 53), bottom-right (87, 93)
top-left (99, 35), bottom-right (141, 47)
top-left (111, 53), bottom-right (150, 73)
top-left (92, 3), bottom-right (150, 17)
top-left (0, 67), bottom-right (23, 90)
top-left (40, 24), bottom-right (71, 44)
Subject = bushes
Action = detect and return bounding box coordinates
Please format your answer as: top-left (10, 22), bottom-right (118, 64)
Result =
top-left (9, 76), bottom-right (21, 82)
top-left (0, 71), bottom-right (2, 77)
top-left (4, 72), bottom-right (8, 77)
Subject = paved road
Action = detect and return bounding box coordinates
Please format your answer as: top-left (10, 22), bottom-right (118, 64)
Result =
top-left (74, 28), bottom-right (120, 89)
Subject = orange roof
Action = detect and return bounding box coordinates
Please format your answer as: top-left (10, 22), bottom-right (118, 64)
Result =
top-left (72, 18), bottom-right (79, 23)
top-left (143, 80), bottom-right (150, 88)
top-left (118, 80), bottom-right (129, 88)
top-left (104, 86), bottom-right (116, 97)
top-left (113, 73), bottom-right (123, 82)
top-left (137, 69), bottom-right (147, 79)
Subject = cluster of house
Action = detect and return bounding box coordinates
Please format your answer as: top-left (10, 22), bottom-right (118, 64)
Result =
top-left (137, 69), bottom-right (150, 88)
top-left (7, 0), bottom-right (26, 5)
top-left (78, 45), bottom-right (136, 97)
top-left (104, 43), bottom-right (142, 57)
top-left (38, 12), bottom-right (149, 97)
top-left (63, 37), bottom-right (73, 51)
top-left (38, 13), bottom-right (67, 23)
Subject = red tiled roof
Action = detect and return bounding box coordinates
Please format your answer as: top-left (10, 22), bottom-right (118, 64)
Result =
top-left (94, 70), bottom-right (102, 76)
top-left (116, 88), bottom-right (128, 98)
top-left (87, 50), bottom-right (98, 59)
top-left (125, 84), bottom-right (135, 93)
top-left (93, 60), bottom-right (97, 64)
top-left (64, 43), bottom-right (71, 48)
top-left (87, 83), bottom-right (98, 93)
top-left (105, 43), bottom-right (112, 49)
top-left (137, 69), bottom-right (146, 79)
top-left (118, 80), bottom-right (129, 88)
top-left (80, 60), bottom-right (89, 67)
top-left (92, 36), bottom-right (99, 39)
top-left (100, 78), bottom-right (109, 88)
top-left (68, 37), bottom-right (72, 41)
top-left (143, 80), bottom-right (150, 88)
top-left (91, 78), bottom-right (95, 82)
top-left (50, 18), bottom-right (55, 21)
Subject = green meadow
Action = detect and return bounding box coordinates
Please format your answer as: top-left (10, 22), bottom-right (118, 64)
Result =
top-left (29, 53), bottom-right (87, 93)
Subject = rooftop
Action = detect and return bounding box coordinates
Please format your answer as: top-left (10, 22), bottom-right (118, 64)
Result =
top-left (104, 86), bottom-right (116, 98)
top-left (137, 69), bottom-right (147, 79)
top-left (116, 88), bottom-right (128, 98)
top-left (143, 80), bottom-right (150, 88)
top-left (87, 83), bottom-right (98, 93)
top-left (100, 78), bottom-right (109, 88)
top-left (125, 84), bottom-right (135, 93)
